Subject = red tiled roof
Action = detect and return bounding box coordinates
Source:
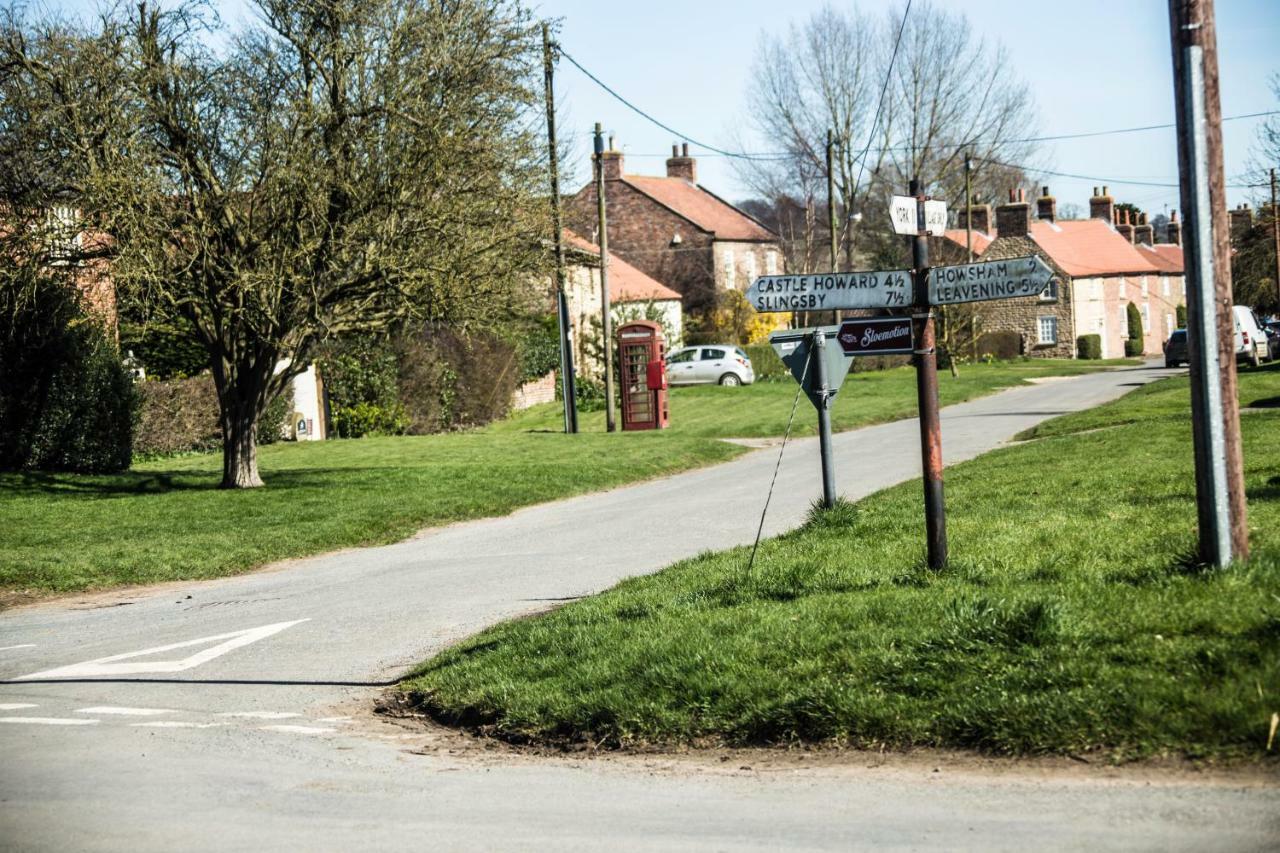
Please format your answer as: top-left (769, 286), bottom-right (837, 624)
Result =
top-left (1027, 219), bottom-right (1159, 277)
top-left (942, 228), bottom-right (994, 255)
top-left (562, 229), bottom-right (682, 302)
top-left (1136, 242), bottom-right (1184, 274)
top-left (622, 175), bottom-right (776, 242)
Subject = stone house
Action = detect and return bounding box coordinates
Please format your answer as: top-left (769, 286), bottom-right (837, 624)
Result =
top-left (565, 143), bottom-right (783, 316)
top-left (940, 187), bottom-right (1186, 358)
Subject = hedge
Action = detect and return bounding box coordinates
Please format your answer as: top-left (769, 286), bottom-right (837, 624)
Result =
top-left (134, 375), bottom-right (292, 458)
top-left (1076, 334), bottom-right (1102, 360)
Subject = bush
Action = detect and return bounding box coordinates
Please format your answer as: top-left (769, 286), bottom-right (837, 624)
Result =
top-left (316, 337), bottom-right (408, 438)
top-left (134, 375), bottom-right (292, 456)
top-left (1176, 303), bottom-right (1187, 328)
top-left (1076, 334), bottom-right (1102, 360)
top-left (851, 354), bottom-right (912, 373)
top-left (397, 325), bottom-right (519, 432)
top-left (118, 315), bottom-right (209, 379)
top-left (515, 315), bottom-right (561, 386)
top-left (743, 343), bottom-right (787, 381)
top-left (977, 330), bottom-right (1022, 360)
top-left (1126, 301), bottom-right (1143, 348)
top-left (1124, 338), bottom-right (1145, 357)
top-left (1, 276), bottom-right (136, 473)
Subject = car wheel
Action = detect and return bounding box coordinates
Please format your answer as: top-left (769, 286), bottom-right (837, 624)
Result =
top-left (718, 373), bottom-right (742, 387)
top-left (1165, 360), bottom-right (1176, 368)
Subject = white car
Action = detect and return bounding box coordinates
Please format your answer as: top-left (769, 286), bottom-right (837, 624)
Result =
top-left (665, 345), bottom-right (755, 386)
top-left (1234, 305), bottom-right (1271, 367)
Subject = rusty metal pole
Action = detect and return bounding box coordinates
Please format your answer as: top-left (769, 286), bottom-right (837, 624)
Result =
top-left (910, 177), bottom-right (947, 569)
top-left (1168, 0), bottom-right (1247, 564)
top-left (1271, 168), bottom-right (1280, 312)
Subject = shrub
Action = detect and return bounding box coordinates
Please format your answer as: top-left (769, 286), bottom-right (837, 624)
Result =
top-left (1176, 303), bottom-right (1187, 328)
top-left (397, 325), bottom-right (519, 432)
top-left (1, 275), bottom-right (136, 473)
top-left (515, 315), bottom-right (561, 385)
top-left (851, 354), bottom-right (912, 373)
top-left (118, 315), bottom-right (209, 379)
top-left (1124, 338), bottom-right (1145, 357)
top-left (134, 375), bottom-right (292, 456)
top-left (1126, 302), bottom-right (1143, 353)
top-left (743, 343), bottom-right (787, 381)
top-left (316, 337), bottom-right (408, 438)
top-left (1076, 334), bottom-right (1102, 360)
top-left (977, 330), bottom-right (1022, 360)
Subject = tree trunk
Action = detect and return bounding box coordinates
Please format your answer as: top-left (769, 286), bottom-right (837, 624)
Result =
top-left (221, 402), bottom-right (264, 489)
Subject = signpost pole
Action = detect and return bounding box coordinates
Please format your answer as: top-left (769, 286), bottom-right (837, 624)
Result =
top-left (812, 328), bottom-right (837, 509)
top-left (909, 177), bottom-right (947, 569)
top-left (593, 123), bottom-right (617, 433)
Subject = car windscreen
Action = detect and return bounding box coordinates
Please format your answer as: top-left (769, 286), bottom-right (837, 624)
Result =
top-left (1170, 331), bottom-right (1186, 342)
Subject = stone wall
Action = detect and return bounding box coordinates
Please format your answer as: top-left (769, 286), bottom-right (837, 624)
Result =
top-left (973, 236), bottom-right (1076, 359)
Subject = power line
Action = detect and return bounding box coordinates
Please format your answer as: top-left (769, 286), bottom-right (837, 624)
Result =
top-left (850, 0), bottom-right (911, 203)
top-left (977, 155), bottom-right (1267, 190)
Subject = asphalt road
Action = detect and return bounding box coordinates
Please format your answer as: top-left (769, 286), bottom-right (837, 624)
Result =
top-left (2, 361), bottom-right (1276, 851)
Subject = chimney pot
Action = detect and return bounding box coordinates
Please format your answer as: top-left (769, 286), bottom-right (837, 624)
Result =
top-left (996, 193), bottom-right (1031, 239)
top-left (682, 142), bottom-right (688, 157)
top-left (1102, 185), bottom-right (1109, 196)
top-left (1036, 187), bottom-right (1057, 222)
top-left (665, 144), bottom-right (696, 182)
top-left (671, 144), bottom-right (679, 157)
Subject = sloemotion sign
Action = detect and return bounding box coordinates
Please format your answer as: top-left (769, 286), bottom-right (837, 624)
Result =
top-left (836, 317), bottom-right (916, 356)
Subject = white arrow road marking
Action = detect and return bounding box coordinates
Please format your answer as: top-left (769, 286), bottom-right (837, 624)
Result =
top-left (77, 707), bottom-right (176, 716)
top-left (13, 620), bottom-right (309, 680)
top-left (260, 725), bottom-right (334, 735)
top-left (0, 717), bottom-right (98, 726)
top-left (0, 644), bottom-right (36, 652)
top-left (0, 703), bottom-right (39, 711)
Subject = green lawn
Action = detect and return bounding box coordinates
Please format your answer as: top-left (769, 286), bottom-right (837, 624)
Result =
top-left (495, 358), bottom-right (1141, 439)
top-left (1, 357), bottom-right (1133, 601)
top-left (401, 363), bottom-right (1280, 761)
top-left (0, 431), bottom-right (741, 599)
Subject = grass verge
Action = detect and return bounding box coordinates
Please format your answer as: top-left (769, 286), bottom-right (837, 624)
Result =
top-left (400, 363), bottom-right (1280, 761)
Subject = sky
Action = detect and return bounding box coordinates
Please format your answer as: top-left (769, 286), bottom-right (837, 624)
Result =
top-left (42, 0), bottom-right (1280, 219)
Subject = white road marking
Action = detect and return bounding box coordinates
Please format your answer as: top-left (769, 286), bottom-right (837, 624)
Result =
top-left (260, 725), bottom-right (335, 735)
top-left (316, 716), bottom-right (352, 723)
top-left (15, 620), bottom-right (309, 680)
top-left (0, 644), bottom-right (36, 652)
top-left (0, 703), bottom-right (39, 711)
top-left (129, 722), bottom-right (224, 729)
top-left (218, 711), bottom-right (301, 720)
top-left (77, 706), bottom-right (176, 716)
top-left (0, 717), bottom-right (98, 726)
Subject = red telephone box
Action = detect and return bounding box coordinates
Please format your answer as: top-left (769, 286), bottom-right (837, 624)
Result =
top-left (618, 320), bottom-right (669, 431)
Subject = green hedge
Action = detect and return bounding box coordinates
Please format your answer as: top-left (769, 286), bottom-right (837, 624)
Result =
top-left (743, 343), bottom-right (787, 381)
top-left (1124, 339), bottom-right (1145, 357)
top-left (134, 375), bottom-right (292, 457)
top-left (1076, 334), bottom-right (1102, 360)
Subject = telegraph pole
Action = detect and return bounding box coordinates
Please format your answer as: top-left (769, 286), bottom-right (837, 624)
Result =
top-left (1271, 168), bottom-right (1280, 311)
top-left (593, 123), bottom-right (617, 432)
top-left (541, 23), bottom-right (578, 434)
top-left (909, 177), bottom-right (947, 569)
top-left (826, 129), bottom-right (839, 324)
top-left (1167, 0), bottom-right (1247, 564)
top-left (964, 152), bottom-right (974, 263)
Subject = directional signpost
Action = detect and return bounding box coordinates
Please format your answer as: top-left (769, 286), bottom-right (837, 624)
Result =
top-left (751, 179), bottom-right (1062, 568)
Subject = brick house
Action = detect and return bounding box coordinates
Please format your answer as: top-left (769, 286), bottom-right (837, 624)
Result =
top-left (939, 187), bottom-right (1186, 358)
top-left (566, 143), bottom-right (783, 316)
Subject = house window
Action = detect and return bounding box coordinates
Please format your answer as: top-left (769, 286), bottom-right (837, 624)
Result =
top-left (1162, 276), bottom-right (1170, 297)
top-left (1141, 278), bottom-right (1149, 298)
top-left (1166, 313), bottom-right (1174, 337)
top-left (723, 248), bottom-right (735, 289)
top-left (1141, 303), bottom-right (1150, 333)
top-left (1039, 278), bottom-right (1058, 301)
top-left (743, 252), bottom-right (756, 289)
top-left (1037, 315), bottom-right (1058, 345)
top-left (766, 250), bottom-right (778, 275)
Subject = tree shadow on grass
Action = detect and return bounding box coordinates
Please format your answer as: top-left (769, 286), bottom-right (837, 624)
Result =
top-left (0, 467), bottom-right (396, 497)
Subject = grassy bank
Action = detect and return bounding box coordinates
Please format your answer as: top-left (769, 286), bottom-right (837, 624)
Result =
top-left (401, 364), bottom-right (1280, 760)
top-left (0, 357), bottom-right (1132, 601)
top-left (0, 431), bottom-right (741, 598)
top-left (494, 358), bottom-right (1140, 439)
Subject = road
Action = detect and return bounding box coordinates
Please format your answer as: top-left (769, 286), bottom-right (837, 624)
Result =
top-left (2, 361), bottom-right (1276, 851)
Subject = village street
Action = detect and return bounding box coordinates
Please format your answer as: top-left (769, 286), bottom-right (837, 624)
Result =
top-left (1, 362), bottom-right (1275, 851)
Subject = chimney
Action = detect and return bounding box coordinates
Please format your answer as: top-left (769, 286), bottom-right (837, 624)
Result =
top-left (1228, 203), bottom-right (1253, 243)
top-left (956, 194), bottom-right (993, 234)
top-left (601, 139), bottom-right (624, 181)
top-left (665, 141), bottom-right (696, 183)
top-left (1115, 208), bottom-right (1135, 243)
top-left (1133, 212), bottom-right (1154, 246)
top-left (1164, 210), bottom-right (1182, 246)
top-left (995, 187), bottom-right (1031, 238)
top-left (1090, 185), bottom-right (1114, 224)
top-left (1036, 185), bottom-right (1056, 222)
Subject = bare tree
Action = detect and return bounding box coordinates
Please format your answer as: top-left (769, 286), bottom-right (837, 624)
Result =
top-left (735, 1), bottom-right (1038, 270)
top-left (1, 0), bottom-right (548, 487)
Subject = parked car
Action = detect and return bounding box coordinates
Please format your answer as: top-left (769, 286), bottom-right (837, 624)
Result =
top-left (1264, 319), bottom-right (1280, 360)
top-left (1233, 305), bottom-right (1271, 367)
top-left (665, 345), bottom-right (755, 386)
top-left (1163, 329), bottom-right (1188, 368)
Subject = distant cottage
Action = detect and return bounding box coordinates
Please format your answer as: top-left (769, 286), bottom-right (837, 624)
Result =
top-left (566, 142), bottom-right (783, 317)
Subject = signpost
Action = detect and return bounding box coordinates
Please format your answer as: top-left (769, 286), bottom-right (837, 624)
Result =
top-left (751, 180), bottom-right (1062, 569)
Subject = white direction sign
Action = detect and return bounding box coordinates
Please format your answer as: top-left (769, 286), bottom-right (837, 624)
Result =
top-left (922, 199), bottom-right (947, 234)
top-left (748, 271), bottom-right (913, 313)
top-left (928, 255), bottom-right (1055, 305)
top-left (889, 195), bottom-right (917, 235)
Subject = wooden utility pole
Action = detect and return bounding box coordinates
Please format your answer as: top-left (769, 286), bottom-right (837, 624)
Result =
top-left (541, 23), bottom-right (578, 434)
top-left (1167, 0), bottom-right (1247, 564)
top-left (909, 177), bottom-right (947, 569)
top-left (594, 123), bottom-right (616, 432)
top-left (1271, 168), bottom-right (1280, 311)
top-left (826, 129), bottom-right (839, 324)
top-left (964, 153), bottom-right (974, 263)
